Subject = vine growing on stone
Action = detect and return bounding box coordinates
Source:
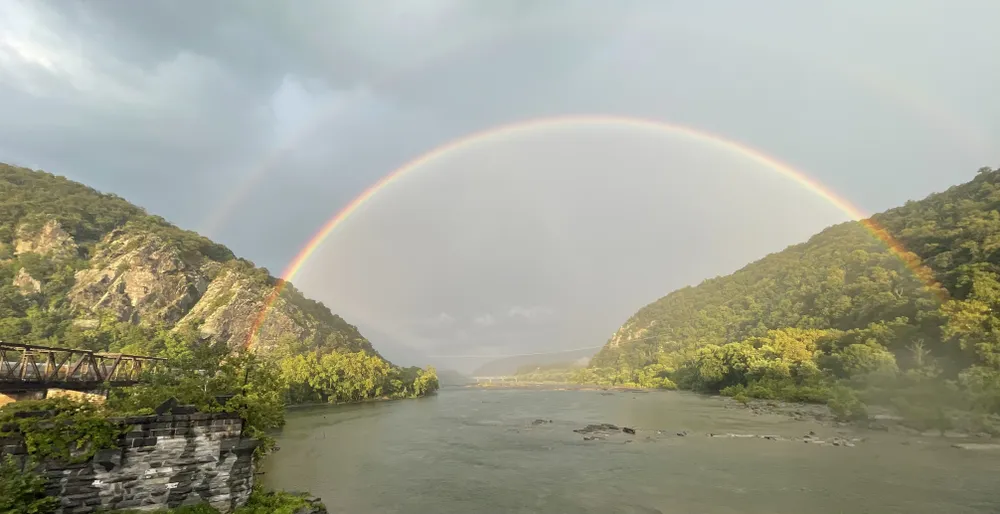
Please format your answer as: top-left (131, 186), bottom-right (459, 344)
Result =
top-left (0, 397), bottom-right (127, 463)
top-left (0, 455), bottom-right (58, 514)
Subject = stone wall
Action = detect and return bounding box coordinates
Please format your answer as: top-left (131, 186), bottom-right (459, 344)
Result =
top-left (1, 409), bottom-right (259, 513)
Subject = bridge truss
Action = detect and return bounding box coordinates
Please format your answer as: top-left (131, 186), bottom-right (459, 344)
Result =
top-left (0, 342), bottom-right (166, 393)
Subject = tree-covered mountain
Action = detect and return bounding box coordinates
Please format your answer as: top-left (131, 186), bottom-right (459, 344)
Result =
top-left (585, 166), bottom-right (1000, 427)
top-left (0, 163), bottom-right (437, 402)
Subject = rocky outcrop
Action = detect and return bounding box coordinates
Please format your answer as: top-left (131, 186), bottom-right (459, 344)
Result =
top-left (62, 225), bottom-right (370, 355)
top-left (69, 229), bottom-right (215, 324)
top-left (14, 219), bottom-right (78, 259)
top-left (285, 494), bottom-right (329, 514)
top-left (606, 319), bottom-right (656, 349)
top-left (13, 267), bottom-right (41, 293)
top-left (177, 269), bottom-right (313, 352)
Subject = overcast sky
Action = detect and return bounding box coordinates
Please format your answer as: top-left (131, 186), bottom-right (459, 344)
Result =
top-left (1, 1), bottom-right (998, 372)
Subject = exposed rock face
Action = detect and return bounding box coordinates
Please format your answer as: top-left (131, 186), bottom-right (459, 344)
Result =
top-left (178, 268), bottom-right (312, 351)
top-left (13, 267), bottom-right (41, 293)
top-left (69, 229), bottom-right (214, 324)
top-left (14, 219), bottom-right (78, 258)
top-left (62, 225), bottom-right (373, 355)
top-left (607, 321), bottom-right (653, 349)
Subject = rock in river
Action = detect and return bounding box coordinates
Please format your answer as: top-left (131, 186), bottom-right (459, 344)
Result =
top-left (574, 423), bottom-right (620, 434)
top-left (951, 443), bottom-right (1000, 451)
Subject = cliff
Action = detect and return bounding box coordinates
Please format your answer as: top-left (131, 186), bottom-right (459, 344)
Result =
top-left (0, 163), bottom-right (376, 358)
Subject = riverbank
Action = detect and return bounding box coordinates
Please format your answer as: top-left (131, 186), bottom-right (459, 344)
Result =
top-left (468, 381), bottom-right (648, 392)
top-left (284, 393), bottom-right (434, 410)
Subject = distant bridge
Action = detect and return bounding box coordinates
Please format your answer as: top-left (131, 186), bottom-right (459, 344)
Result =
top-left (473, 376), bottom-right (519, 385)
top-left (0, 342), bottom-right (165, 397)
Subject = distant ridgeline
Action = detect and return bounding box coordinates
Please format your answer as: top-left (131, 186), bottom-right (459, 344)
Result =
top-left (473, 347), bottom-right (597, 377)
top-left (0, 163), bottom-right (439, 405)
top-left (511, 361), bottom-right (588, 383)
top-left (586, 167), bottom-right (1000, 429)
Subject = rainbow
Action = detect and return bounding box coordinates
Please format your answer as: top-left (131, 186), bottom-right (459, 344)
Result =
top-left (243, 114), bottom-right (947, 348)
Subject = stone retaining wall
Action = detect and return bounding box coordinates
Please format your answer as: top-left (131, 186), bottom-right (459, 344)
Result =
top-left (1, 410), bottom-right (259, 513)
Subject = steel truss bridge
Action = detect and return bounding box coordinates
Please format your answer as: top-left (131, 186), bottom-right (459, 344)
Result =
top-left (0, 342), bottom-right (165, 393)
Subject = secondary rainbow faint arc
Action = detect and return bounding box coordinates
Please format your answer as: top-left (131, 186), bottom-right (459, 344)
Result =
top-left (201, 17), bottom-right (989, 239)
top-left (243, 114), bottom-right (947, 348)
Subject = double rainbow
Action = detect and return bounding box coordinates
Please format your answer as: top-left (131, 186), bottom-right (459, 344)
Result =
top-left (243, 115), bottom-right (946, 348)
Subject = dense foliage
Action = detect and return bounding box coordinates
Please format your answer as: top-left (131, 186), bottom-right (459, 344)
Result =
top-left (281, 351), bottom-right (439, 403)
top-left (589, 167), bottom-right (1000, 428)
top-left (0, 397), bottom-right (128, 463)
top-left (0, 456), bottom-right (59, 514)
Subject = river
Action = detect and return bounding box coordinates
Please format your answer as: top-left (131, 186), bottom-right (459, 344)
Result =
top-left (262, 387), bottom-right (999, 513)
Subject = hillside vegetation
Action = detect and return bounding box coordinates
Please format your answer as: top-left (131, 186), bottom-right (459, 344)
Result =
top-left (586, 167), bottom-right (1000, 430)
top-left (512, 361), bottom-right (587, 383)
top-left (0, 163), bottom-right (438, 407)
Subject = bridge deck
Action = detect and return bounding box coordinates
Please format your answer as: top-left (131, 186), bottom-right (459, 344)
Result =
top-left (0, 342), bottom-right (165, 393)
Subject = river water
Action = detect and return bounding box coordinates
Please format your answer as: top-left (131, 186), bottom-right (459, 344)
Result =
top-left (262, 387), bottom-right (999, 514)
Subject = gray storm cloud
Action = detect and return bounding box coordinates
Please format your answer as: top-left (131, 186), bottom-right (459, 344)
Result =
top-left (1, 0), bottom-right (998, 370)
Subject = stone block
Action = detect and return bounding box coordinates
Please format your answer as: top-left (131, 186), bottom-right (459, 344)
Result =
top-left (154, 398), bottom-right (178, 416)
top-left (172, 405), bottom-right (198, 415)
top-left (119, 415), bottom-right (157, 425)
top-left (112, 498), bottom-right (142, 509)
top-left (93, 447), bottom-right (122, 472)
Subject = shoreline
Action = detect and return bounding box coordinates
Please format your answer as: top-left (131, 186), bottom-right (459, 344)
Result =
top-left (465, 381), bottom-right (652, 393)
top-left (284, 392), bottom-right (437, 410)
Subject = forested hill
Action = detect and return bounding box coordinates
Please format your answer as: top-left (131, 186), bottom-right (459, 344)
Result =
top-left (0, 163), bottom-right (376, 358)
top-left (586, 166), bottom-right (1000, 425)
